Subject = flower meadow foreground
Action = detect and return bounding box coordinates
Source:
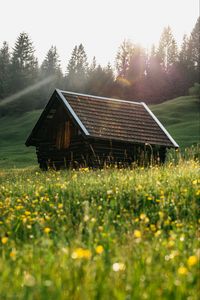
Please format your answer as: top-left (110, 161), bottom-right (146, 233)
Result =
top-left (0, 160), bottom-right (199, 299)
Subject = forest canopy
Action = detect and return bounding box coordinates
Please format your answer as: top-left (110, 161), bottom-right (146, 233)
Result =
top-left (0, 17), bottom-right (199, 115)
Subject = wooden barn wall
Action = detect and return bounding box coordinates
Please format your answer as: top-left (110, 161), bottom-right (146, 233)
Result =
top-left (36, 134), bottom-right (166, 170)
top-left (85, 139), bottom-right (166, 167)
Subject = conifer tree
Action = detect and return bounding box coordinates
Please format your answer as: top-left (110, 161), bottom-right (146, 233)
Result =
top-left (188, 17), bottom-right (200, 82)
top-left (65, 44), bottom-right (88, 92)
top-left (0, 42), bottom-right (10, 99)
top-left (10, 32), bottom-right (38, 92)
top-left (86, 62), bottom-right (114, 96)
top-left (189, 17), bottom-right (200, 70)
top-left (115, 40), bottom-right (134, 79)
top-left (41, 46), bottom-right (62, 78)
top-left (89, 56), bottom-right (97, 73)
top-left (179, 34), bottom-right (190, 64)
top-left (40, 46), bottom-right (63, 102)
top-left (157, 26), bottom-right (178, 72)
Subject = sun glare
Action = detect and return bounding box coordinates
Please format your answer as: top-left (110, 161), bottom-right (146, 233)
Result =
top-left (0, 0), bottom-right (198, 67)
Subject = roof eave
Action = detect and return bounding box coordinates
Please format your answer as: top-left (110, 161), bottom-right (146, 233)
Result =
top-left (86, 135), bottom-right (176, 148)
top-left (141, 102), bottom-right (179, 148)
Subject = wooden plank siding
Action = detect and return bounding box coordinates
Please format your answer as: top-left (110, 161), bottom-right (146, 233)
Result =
top-left (36, 136), bottom-right (166, 170)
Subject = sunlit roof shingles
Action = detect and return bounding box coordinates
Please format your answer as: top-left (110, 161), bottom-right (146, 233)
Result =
top-left (62, 92), bottom-right (174, 147)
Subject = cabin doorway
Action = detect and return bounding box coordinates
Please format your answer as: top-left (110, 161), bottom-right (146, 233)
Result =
top-left (56, 120), bottom-right (71, 150)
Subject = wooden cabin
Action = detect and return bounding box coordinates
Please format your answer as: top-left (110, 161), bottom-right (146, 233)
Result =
top-left (25, 89), bottom-right (179, 169)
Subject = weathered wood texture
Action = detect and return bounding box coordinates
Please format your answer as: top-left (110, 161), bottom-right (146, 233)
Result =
top-left (36, 136), bottom-right (166, 170)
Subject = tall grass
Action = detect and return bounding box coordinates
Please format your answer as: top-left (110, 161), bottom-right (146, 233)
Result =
top-left (0, 158), bottom-right (199, 299)
top-left (166, 144), bottom-right (200, 163)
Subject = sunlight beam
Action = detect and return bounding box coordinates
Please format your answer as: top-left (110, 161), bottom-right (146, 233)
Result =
top-left (0, 75), bottom-right (56, 107)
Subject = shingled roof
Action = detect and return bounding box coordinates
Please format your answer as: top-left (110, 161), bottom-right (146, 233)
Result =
top-left (26, 89), bottom-right (179, 148)
top-left (56, 89), bottom-right (178, 148)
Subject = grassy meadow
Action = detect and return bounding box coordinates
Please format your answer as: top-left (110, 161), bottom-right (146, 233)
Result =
top-left (0, 159), bottom-right (199, 299)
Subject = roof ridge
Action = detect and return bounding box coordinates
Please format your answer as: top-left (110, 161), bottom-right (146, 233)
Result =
top-left (58, 89), bottom-right (142, 106)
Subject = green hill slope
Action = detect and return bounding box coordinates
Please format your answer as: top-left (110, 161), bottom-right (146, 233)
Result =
top-left (0, 110), bottom-right (41, 168)
top-left (0, 95), bottom-right (199, 168)
top-left (150, 95), bottom-right (199, 148)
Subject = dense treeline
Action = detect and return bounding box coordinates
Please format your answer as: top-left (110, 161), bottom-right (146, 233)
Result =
top-left (0, 17), bottom-right (199, 115)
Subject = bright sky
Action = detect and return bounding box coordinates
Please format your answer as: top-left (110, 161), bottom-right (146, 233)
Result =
top-left (0, 0), bottom-right (199, 70)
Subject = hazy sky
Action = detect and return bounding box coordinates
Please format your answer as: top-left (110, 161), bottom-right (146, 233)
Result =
top-left (0, 0), bottom-right (199, 70)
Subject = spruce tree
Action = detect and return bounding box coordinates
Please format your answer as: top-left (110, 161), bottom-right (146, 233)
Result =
top-left (115, 41), bottom-right (147, 99)
top-left (0, 42), bottom-right (10, 99)
top-left (176, 34), bottom-right (193, 94)
top-left (188, 17), bottom-right (200, 82)
top-left (40, 46), bottom-right (63, 103)
top-left (65, 44), bottom-right (88, 92)
top-left (41, 46), bottom-right (62, 78)
top-left (86, 62), bottom-right (114, 96)
top-left (179, 34), bottom-right (190, 64)
top-left (10, 32), bottom-right (38, 92)
top-left (189, 17), bottom-right (200, 69)
top-left (157, 26), bottom-right (178, 72)
top-left (115, 40), bottom-right (134, 79)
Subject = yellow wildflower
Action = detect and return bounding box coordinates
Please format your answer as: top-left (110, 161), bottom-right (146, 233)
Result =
top-left (25, 211), bottom-right (31, 216)
top-left (10, 249), bottom-right (17, 260)
top-left (187, 255), bottom-right (198, 267)
top-left (140, 213), bottom-right (146, 220)
top-left (1, 237), bottom-right (8, 244)
top-left (155, 230), bottom-right (162, 237)
top-left (178, 266), bottom-right (188, 275)
top-left (150, 224), bottom-right (156, 232)
top-left (168, 240), bottom-right (175, 248)
top-left (158, 211), bottom-right (164, 219)
top-left (71, 248), bottom-right (92, 259)
top-left (44, 227), bottom-right (51, 234)
top-left (96, 245), bottom-right (104, 254)
top-left (134, 230), bottom-right (142, 238)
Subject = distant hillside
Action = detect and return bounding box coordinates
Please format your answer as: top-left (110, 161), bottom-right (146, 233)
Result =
top-left (0, 95), bottom-right (199, 168)
top-left (0, 110), bottom-right (41, 168)
top-left (151, 95), bottom-right (199, 148)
